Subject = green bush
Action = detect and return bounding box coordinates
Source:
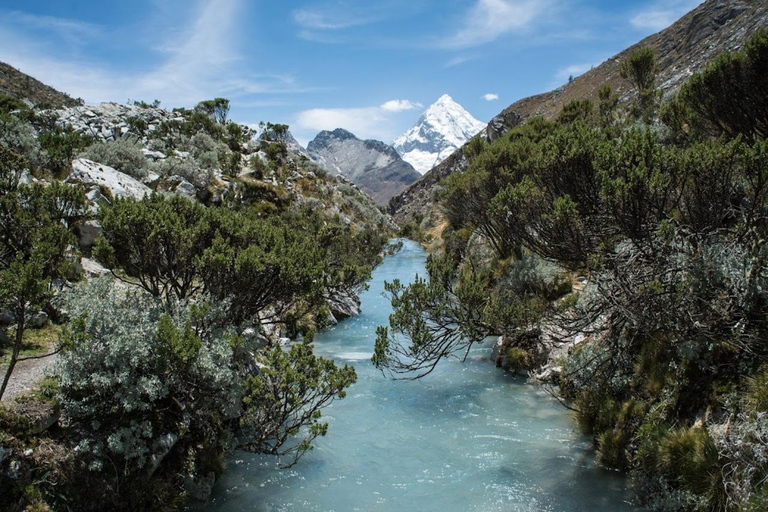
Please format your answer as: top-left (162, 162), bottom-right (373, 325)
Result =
top-left (80, 138), bottom-right (148, 178)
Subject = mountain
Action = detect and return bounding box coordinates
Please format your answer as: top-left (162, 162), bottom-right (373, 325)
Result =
top-left (393, 94), bottom-right (486, 174)
top-left (307, 128), bottom-right (421, 204)
top-left (389, 0), bottom-right (768, 225)
top-left (0, 61), bottom-right (81, 108)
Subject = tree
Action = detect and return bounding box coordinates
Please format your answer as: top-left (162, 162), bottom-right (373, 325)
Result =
top-left (620, 47), bottom-right (660, 122)
top-left (0, 146), bottom-right (87, 399)
top-left (195, 98), bottom-right (230, 125)
top-left (677, 29), bottom-right (768, 142)
top-left (239, 340), bottom-right (357, 466)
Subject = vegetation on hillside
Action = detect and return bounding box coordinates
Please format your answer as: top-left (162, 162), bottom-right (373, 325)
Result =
top-left (376, 30), bottom-right (768, 511)
top-left (0, 90), bottom-right (392, 510)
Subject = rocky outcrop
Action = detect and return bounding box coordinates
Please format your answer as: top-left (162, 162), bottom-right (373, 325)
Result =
top-left (307, 128), bottom-right (420, 204)
top-left (326, 290), bottom-right (362, 324)
top-left (66, 159), bottom-right (151, 201)
top-left (56, 102), bottom-right (183, 144)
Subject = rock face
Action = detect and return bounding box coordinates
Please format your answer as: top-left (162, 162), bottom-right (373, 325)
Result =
top-left (66, 159), bottom-right (151, 200)
top-left (393, 94), bottom-right (486, 175)
top-left (389, 0), bottom-right (768, 225)
top-left (307, 128), bottom-right (420, 204)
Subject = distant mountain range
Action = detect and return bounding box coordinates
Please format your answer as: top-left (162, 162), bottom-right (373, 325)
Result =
top-left (393, 94), bottom-right (485, 175)
top-left (307, 128), bottom-right (420, 204)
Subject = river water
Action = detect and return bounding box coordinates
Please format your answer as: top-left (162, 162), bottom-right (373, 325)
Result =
top-left (205, 240), bottom-right (639, 511)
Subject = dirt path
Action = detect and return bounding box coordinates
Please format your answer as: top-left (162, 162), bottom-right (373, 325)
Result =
top-left (0, 352), bottom-right (58, 402)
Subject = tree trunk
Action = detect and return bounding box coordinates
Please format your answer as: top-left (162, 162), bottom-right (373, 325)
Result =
top-left (0, 316), bottom-right (24, 401)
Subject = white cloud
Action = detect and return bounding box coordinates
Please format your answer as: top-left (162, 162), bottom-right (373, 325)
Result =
top-left (295, 99), bottom-right (423, 142)
top-left (482, 93), bottom-right (499, 101)
top-left (630, 0), bottom-right (702, 32)
top-left (296, 107), bottom-right (385, 137)
top-left (440, 0), bottom-right (553, 49)
top-left (380, 99), bottom-right (423, 112)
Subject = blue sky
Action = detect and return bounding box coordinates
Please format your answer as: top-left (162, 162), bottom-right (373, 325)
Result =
top-left (0, 0), bottom-right (702, 145)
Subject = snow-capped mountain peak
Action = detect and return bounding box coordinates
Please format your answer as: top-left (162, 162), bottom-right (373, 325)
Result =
top-left (393, 95), bottom-right (486, 174)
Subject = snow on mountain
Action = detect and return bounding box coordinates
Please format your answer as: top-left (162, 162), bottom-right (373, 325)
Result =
top-left (393, 94), bottom-right (486, 174)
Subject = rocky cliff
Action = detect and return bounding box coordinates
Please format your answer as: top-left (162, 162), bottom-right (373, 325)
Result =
top-left (307, 128), bottom-right (421, 204)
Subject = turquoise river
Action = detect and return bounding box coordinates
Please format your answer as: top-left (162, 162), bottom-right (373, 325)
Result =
top-left (204, 239), bottom-right (641, 511)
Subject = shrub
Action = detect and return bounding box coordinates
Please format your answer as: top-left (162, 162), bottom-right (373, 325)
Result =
top-left (80, 138), bottom-right (148, 178)
top-left (0, 116), bottom-right (44, 168)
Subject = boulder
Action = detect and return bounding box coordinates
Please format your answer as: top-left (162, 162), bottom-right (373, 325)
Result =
top-left (66, 159), bottom-right (151, 200)
top-left (29, 311), bottom-right (49, 328)
top-left (174, 179), bottom-right (197, 200)
top-left (184, 472), bottom-right (216, 502)
top-left (0, 309), bottom-right (14, 326)
top-left (485, 110), bottom-right (522, 143)
top-left (147, 433), bottom-right (179, 477)
top-left (326, 290), bottom-right (361, 320)
top-left (75, 220), bottom-right (103, 252)
top-left (80, 257), bottom-right (111, 278)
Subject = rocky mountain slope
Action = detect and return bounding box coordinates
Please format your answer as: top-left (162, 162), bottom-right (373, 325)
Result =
top-left (390, 0), bottom-right (768, 225)
top-left (307, 128), bottom-right (421, 204)
top-left (0, 61), bottom-right (81, 108)
top-left (393, 94), bottom-right (485, 174)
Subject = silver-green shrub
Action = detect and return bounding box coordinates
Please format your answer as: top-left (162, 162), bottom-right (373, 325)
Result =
top-left (54, 278), bottom-right (241, 473)
top-left (80, 138), bottom-right (148, 178)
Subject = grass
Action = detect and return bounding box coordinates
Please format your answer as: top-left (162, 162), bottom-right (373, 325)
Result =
top-left (0, 324), bottom-right (61, 367)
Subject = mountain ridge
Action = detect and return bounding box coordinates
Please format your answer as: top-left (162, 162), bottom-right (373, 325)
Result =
top-left (307, 128), bottom-right (420, 204)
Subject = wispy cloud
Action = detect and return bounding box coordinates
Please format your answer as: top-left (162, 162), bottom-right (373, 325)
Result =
top-left (439, 0), bottom-right (554, 49)
top-left (0, 0), bottom-right (315, 108)
top-left (445, 55), bottom-right (477, 68)
top-left (482, 93), bottom-right (499, 101)
top-left (3, 10), bottom-right (102, 39)
top-left (630, 0), bottom-right (702, 32)
top-left (293, 5), bottom-right (384, 30)
top-left (380, 99), bottom-right (423, 112)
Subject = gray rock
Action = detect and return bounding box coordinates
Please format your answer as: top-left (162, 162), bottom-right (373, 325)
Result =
top-left (141, 171), bottom-right (162, 189)
top-left (19, 170), bottom-right (35, 186)
top-left (184, 472), bottom-right (216, 502)
top-left (485, 110), bottom-right (522, 143)
top-left (7, 460), bottom-right (21, 479)
top-left (80, 257), bottom-right (111, 278)
top-left (67, 159), bottom-right (151, 200)
top-left (0, 309), bottom-right (14, 326)
top-left (326, 290), bottom-right (361, 320)
top-left (29, 311), bottom-right (49, 328)
top-left (148, 433), bottom-right (179, 476)
top-left (174, 179), bottom-right (197, 199)
top-left (76, 220), bottom-right (103, 251)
